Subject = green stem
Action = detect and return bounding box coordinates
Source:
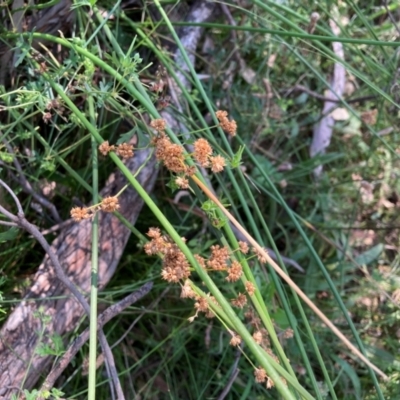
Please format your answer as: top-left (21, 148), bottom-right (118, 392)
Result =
top-left (87, 96), bottom-right (99, 400)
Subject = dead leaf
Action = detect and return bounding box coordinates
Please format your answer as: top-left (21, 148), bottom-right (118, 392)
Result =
top-left (331, 107), bottom-right (350, 121)
top-left (267, 54), bottom-right (277, 68)
top-left (240, 65), bottom-right (256, 85)
top-left (361, 109), bottom-right (378, 125)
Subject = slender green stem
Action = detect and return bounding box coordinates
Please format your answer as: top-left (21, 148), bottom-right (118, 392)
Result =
top-left (87, 97), bottom-right (99, 400)
top-left (169, 22), bottom-right (400, 47)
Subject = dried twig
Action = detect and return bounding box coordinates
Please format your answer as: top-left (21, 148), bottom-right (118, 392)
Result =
top-left (217, 346), bottom-right (241, 400)
top-left (287, 84), bottom-right (376, 104)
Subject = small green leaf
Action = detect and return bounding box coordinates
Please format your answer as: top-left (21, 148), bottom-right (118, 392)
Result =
top-left (231, 145), bottom-right (245, 168)
top-left (270, 308), bottom-right (290, 329)
top-left (0, 151), bottom-right (14, 163)
top-left (0, 227), bottom-right (19, 243)
top-left (354, 244), bottom-right (383, 265)
top-left (166, 176), bottom-right (184, 192)
top-left (117, 127), bottom-right (138, 145)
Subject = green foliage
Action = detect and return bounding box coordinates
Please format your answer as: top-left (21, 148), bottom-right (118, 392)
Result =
top-left (1, 0), bottom-right (399, 398)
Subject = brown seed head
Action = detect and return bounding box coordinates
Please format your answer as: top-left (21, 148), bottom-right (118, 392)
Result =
top-left (253, 330), bottom-right (263, 344)
top-left (150, 118), bottom-right (167, 132)
top-left (193, 138), bottom-right (212, 167)
top-left (210, 155), bottom-right (226, 173)
top-left (230, 334), bottom-right (242, 347)
top-left (101, 196), bottom-right (120, 212)
top-left (283, 328), bottom-right (294, 339)
top-left (245, 281), bottom-right (256, 296)
top-left (226, 260), bottom-right (243, 282)
top-left (99, 141), bottom-right (115, 156)
top-left (266, 377), bottom-right (274, 389)
top-left (70, 206), bottom-right (91, 221)
top-left (147, 227), bottom-right (162, 239)
top-left (116, 143), bottom-right (134, 159)
top-left (175, 176), bottom-right (189, 189)
top-left (161, 251), bottom-right (191, 283)
top-left (180, 280), bottom-right (196, 299)
top-left (194, 296), bottom-right (209, 313)
top-left (238, 241), bottom-right (249, 254)
top-left (194, 254), bottom-right (206, 268)
top-left (254, 367), bottom-right (267, 383)
top-left (215, 110), bottom-right (237, 136)
top-left (43, 112), bottom-right (52, 124)
top-left (253, 247), bottom-right (268, 264)
top-left (231, 293), bottom-right (247, 308)
top-left (207, 245), bottom-right (230, 271)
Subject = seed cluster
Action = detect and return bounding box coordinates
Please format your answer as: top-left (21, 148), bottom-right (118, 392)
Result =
top-left (70, 195), bottom-right (120, 222)
top-left (98, 141), bottom-right (134, 159)
top-left (144, 227), bottom-right (191, 283)
top-left (215, 110), bottom-right (237, 136)
top-left (148, 111), bottom-right (236, 188)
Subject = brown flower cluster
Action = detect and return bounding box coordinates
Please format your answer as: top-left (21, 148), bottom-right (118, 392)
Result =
top-left (194, 254), bottom-right (206, 268)
top-left (175, 176), bottom-right (189, 189)
top-left (116, 143), bottom-right (134, 159)
top-left (43, 112), bottom-right (52, 124)
top-left (100, 196), bottom-right (120, 212)
top-left (231, 293), bottom-right (247, 308)
top-left (70, 195), bottom-right (120, 222)
top-left (254, 367), bottom-right (267, 383)
top-left (230, 334), bottom-right (242, 347)
top-left (188, 293), bottom-right (217, 322)
top-left (207, 245), bottom-right (230, 271)
top-left (180, 280), bottom-right (196, 299)
top-left (226, 260), bottom-right (243, 282)
top-left (215, 110), bottom-right (237, 136)
top-left (253, 330), bottom-right (263, 344)
top-left (144, 227), bottom-right (190, 283)
top-left (253, 247), bottom-right (268, 264)
top-left (245, 281), bottom-right (256, 296)
top-left (193, 138), bottom-right (212, 167)
top-left (211, 155), bottom-right (226, 173)
top-left (70, 206), bottom-right (92, 221)
top-left (283, 328), bottom-right (294, 339)
top-left (98, 141), bottom-right (134, 159)
top-left (194, 296), bottom-right (209, 313)
top-left (193, 138), bottom-right (226, 173)
top-left (238, 241), bottom-right (249, 254)
top-left (153, 133), bottom-right (187, 174)
top-left (99, 140), bottom-right (115, 155)
top-left (254, 368), bottom-right (274, 389)
top-left (150, 118), bottom-right (167, 133)
top-left (148, 119), bottom-right (227, 181)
